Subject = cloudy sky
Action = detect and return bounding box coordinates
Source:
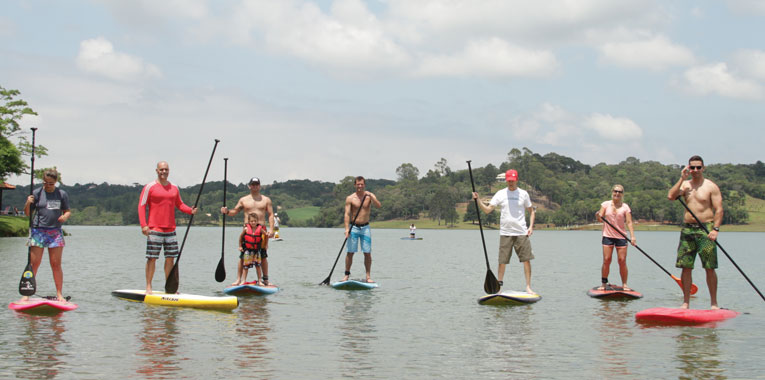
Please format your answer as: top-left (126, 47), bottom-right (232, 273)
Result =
top-left (3, 0), bottom-right (765, 186)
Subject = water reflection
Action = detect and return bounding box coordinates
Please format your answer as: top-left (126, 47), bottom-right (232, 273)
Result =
top-left (13, 313), bottom-right (68, 380)
top-left (338, 291), bottom-right (378, 375)
top-left (234, 297), bottom-right (273, 377)
top-left (491, 306), bottom-right (538, 378)
top-left (135, 306), bottom-right (184, 379)
top-left (674, 328), bottom-right (725, 379)
top-left (592, 300), bottom-right (635, 378)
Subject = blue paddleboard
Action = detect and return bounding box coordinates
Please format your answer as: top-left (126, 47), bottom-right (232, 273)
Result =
top-left (331, 280), bottom-right (378, 290)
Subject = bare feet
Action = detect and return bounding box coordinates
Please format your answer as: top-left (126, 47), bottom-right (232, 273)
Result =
top-left (366, 278), bottom-right (374, 283)
top-left (526, 286), bottom-right (536, 294)
top-left (622, 285), bottom-right (633, 291)
top-left (711, 304), bottom-right (720, 310)
top-left (146, 286), bottom-right (153, 295)
top-left (56, 294), bottom-right (66, 302)
top-left (341, 275), bottom-right (349, 282)
top-left (230, 280), bottom-right (241, 286)
top-left (20, 296), bottom-right (29, 302)
top-left (681, 302), bottom-right (689, 309)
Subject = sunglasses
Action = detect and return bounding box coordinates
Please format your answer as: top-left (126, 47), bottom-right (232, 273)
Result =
top-left (612, 190), bottom-right (623, 193)
top-left (689, 166), bottom-right (703, 170)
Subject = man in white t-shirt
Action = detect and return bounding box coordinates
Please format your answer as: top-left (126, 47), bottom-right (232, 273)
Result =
top-left (472, 169), bottom-right (536, 294)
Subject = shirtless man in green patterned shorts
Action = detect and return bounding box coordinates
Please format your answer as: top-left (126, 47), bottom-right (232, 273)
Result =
top-left (668, 155), bottom-right (723, 310)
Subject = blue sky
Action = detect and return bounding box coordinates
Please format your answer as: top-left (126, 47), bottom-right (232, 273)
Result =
top-left (2, 0), bottom-right (764, 186)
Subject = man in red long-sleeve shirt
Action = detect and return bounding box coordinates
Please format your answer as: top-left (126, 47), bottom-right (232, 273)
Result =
top-left (138, 161), bottom-right (197, 294)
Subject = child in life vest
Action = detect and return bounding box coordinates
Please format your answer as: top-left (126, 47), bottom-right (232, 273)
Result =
top-left (238, 213), bottom-right (267, 285)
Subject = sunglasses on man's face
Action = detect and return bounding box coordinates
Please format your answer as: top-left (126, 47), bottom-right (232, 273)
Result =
top-left (612, 190), bottom-right (623, 194)
top-left (689, 166), bottom-right (703, 170)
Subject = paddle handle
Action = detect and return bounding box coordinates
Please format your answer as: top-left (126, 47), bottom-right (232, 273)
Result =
top-left (676, 197), bottom-right (765, 302)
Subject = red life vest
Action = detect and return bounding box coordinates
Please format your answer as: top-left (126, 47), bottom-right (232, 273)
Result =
top-left (243, 223), bottom-right (264, 250)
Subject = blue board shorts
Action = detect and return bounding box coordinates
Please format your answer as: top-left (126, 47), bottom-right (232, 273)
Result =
top-left (28, 228), bottom-right (66, 248)
top-left (347, 224), bottom-right (372, 254)
top-left (146, 231), bottom-right (179, 259)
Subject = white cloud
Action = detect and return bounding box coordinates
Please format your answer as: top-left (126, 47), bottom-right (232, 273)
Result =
top-left (584, 113), bottom-right (643, 140)
top-left (509, 103), bottom-right (642, 146)
top-left (76, 37), bottom-right (162, 81)
top-left (415, 38), bottom-right (558, 78)
top-left (732, 49), bottom-right (765, 81)
top-left (680, 62), bottom-right (763, 100)
top-left (599, 34), bottom-right (695, 70)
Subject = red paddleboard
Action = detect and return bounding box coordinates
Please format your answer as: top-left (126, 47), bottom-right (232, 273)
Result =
top-left (9, 297), bottom-right (78, 314)
top-left (635, 307), bottom-right (739, 325)
top-left (587, 285), bottom-right (642, 299)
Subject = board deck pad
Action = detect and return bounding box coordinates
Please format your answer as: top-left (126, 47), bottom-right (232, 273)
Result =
top-left (587, 285), bottom-right (643, 299)
top-left (9, 297), bottom-right (78, 314)
top-left (223, 282), bottom-right (279, 295)
top-left (331, 279), bottom-right (378, 290)
top-left (112, 289), bottom-right (238, 311)
top-left (478, 291), bottom-right (542, 305)
top-left (635, 307), bottom-right (739, 325)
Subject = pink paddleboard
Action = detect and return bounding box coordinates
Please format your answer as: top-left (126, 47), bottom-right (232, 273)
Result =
top-left (9, 298), bottom-right (78, 314)
top-left (636, 307), bottom-right (738, 325)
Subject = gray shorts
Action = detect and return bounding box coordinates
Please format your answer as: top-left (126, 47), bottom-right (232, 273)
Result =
top-left (146, 231), bottom-right (179, 259)
top-left (498, 235), bottom-right (534, 263)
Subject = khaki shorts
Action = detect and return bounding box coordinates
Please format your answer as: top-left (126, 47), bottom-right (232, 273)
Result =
top-left (499, 235), bottom-right (534, 263)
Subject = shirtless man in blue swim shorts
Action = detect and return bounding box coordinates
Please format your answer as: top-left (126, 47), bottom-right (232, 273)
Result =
top-left (342, 176), bottom-right (381, 283)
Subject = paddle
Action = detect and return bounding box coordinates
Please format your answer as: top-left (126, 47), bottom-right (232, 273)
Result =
top-left (164, 139), bottom-right (220, 294)
top-left (466, 160), bottom-right (500, 294)
top-left (599, 214), bottom-right (697, 295)
top-left (18, 127), bottom-right (38, 296)
top-left (214, 158), bottom-right (228, 282)
top-left (676, 197), bottom-right (765, 302)
top-left (319, 193), bottom-right (367, 285)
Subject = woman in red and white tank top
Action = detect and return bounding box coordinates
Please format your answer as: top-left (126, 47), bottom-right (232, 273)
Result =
top-left (595, 184), bottom-right (636, 291)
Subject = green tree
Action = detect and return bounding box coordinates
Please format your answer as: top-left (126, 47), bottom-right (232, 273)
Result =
top-left (0, 86), bottom-right (47, 180)
top-left (395, 163), bottom-right (420, 182)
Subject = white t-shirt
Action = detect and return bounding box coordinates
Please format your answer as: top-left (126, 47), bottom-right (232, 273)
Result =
top-left (489, 187), bottom-right (532, 236)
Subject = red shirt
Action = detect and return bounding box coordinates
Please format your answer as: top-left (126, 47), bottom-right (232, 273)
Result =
top-left (138, 180), bottom-right (193, 232)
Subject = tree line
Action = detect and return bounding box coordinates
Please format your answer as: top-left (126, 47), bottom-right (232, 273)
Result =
top-left (2, 150), bottom-right (761, 228)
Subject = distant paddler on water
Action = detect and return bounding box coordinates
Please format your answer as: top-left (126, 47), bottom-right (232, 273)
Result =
top-left (273, 213), bottom-right (281, 239)
top-left (138, 161), bottom-right (198, 294)
top-left (221, 176), bottom-right (276, 286)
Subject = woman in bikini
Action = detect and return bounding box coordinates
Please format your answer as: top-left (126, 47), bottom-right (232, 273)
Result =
top-left (595, 184), bottom-right (636, 291)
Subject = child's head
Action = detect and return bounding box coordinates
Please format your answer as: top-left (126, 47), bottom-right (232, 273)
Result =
top-left (247, 213), bottom-right (258, 225)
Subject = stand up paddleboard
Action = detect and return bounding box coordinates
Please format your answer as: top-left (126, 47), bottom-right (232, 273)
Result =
top-left (635, 307), bottom-right (739, 325)
top-left (587, 285), bottom-right (643, 299)
top-left (331, 280), bottom-right (378, 290)
top-left (478, 291), bottom-right (541, 306)
top-left (223, 282), bottom-right (279, 295)
top-left (112, 290), bottom-right (238, 311)
top-left (9, 297), bottom-right (78, 314)
top-left (400, 237), bottom-right (423, 240)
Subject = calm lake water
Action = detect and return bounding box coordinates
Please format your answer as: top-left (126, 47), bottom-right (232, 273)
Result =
top-left (1, 226), bottom-right (764, 379)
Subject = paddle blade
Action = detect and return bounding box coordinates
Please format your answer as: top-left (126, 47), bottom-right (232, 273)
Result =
top-left (165, 265), bottom-right (179, 294)
top-left (672, 275), bottom-right (699, 295)
top-left (319, 276), bottom-right (331, 286)
top-left (18, 264), bottom-right (36, 296)
top-left (484, 270), bottom-right (500, 294)
top-left (215, 258), bottom-right (226, 282)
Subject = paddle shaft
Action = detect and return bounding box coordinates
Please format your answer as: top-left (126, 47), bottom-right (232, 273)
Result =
top-left (466, 161), bottom-right (492, 270)
top-left (466, 161), bottom-right (500, 294)
top-left (320, 194), bottom-right (367, 285)
top-left (18, 127), bottom-right (38, 296)
top-left (676, 197), bottom-right (765, 302)
top-left (214, 158), bottom-right (228, 282)
top-left (165, 139), bottom-right (220, 293)
top-left (600, 216), bottom-right (674, 278)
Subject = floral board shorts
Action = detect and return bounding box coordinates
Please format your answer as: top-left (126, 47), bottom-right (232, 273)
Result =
top-left (676, 223), bottom-right (718, 269)
top-left (27, 228), bottom-right (66, 248)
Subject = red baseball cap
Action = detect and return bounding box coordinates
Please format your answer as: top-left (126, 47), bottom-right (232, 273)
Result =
top-left (505, 169), bottom-right (518, 181)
